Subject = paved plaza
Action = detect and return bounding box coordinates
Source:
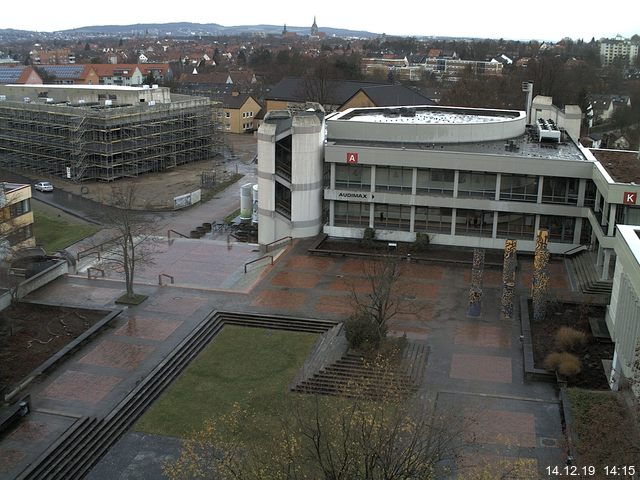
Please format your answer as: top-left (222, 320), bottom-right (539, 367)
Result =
top-left (0, 236), bottom-right (571, 479)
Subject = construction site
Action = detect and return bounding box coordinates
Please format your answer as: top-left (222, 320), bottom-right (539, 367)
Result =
top-left (0, 84), bottom-right (215, 182)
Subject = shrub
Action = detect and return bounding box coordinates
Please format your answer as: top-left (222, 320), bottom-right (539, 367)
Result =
top-left (344, 313), bottom-right (382, 351)
top-left (362, 227), bottom-right (377, 249)
top-left (554, 327), bottom-right (587, 352)
top-left (411, 233), bottom-right (430, 253)
top-left (544, 352), bottom-right (582, 377)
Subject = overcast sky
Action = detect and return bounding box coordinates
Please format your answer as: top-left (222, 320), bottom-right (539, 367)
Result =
top-left (2, 0), bottom-right (638, 41)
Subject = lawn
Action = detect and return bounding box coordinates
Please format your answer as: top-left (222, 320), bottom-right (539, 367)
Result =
top-left (32, 203), bottom-right (100, 253)
top-left (134, 325), bottom-right (318, 440)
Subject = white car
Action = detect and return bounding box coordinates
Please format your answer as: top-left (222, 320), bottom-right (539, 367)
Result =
top-left (34, 181), bottom-right (54, 192)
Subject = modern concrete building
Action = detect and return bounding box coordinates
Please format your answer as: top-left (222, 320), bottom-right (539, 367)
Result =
top-left (0, 84), bottom-right (214, 182)
top-left (0, 183), bottom-right (35, 252)
top-left (257, 104), bottom-right (640, 282)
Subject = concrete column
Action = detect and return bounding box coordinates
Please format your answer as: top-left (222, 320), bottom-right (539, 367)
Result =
top-left (450, 208), bottom-right (457, 236)
top-left (330, 163), bottom-right (336, 190)
top-left (602, 249), bottom-right (612, 281)
top-left (453, 170), bottom-right (460, 198)
top-left (492, 211), bottom-right (498, 238)
top-left (369, 201), bottom-right (375, 228)
top-left (537, 176), bottom-right (544, 203)
top-left (329, 200), bottom-right (335, 226)
top-left (594, 189), bottom-right (601, 212)
top-left (609, 349), bottom-right (621, 391)
top-left (410, 205), bottom-right (416, 232)
top-left (534, 214), bottom-right (540, 239)
top-left (608, 204), bottom-right (617, 237)
top-left (411, 167), bottom-right (417, 195)
top-left (596, 244), bottom-right (603, 267)
top-left (494, 173), bottom-right (501, 201)
top-left (573, 217), bottom-right (583, 244)
top-left (370, 165), bottom-right (376, 194)
top-left (577, 179), bottom-right (586, 207)
top-left (602, 200), bottom-right (609, 227)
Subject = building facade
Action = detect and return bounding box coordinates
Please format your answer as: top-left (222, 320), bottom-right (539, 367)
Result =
top-left (600, 36), bottom-right (640, 66)
top-left (0, 84), bottom-right (214, 182)
top-left (0, 183), bottom-right (35, 252)
top-left (258, 105), bottom-right (640, 283)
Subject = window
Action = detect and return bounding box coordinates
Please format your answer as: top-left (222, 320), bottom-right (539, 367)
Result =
top-left (499, 174), bottom-right (538, 202)
top-left (584, 180), bottom-right (597, 208)
top-left (335, 165), bottom-right (371, 190)
top-left (539, 215), bottom-right (575, 243)
top-left (541, 177), bottom-right (578, 205)
top-left (416, 168), bottom-right (454, 196)
top-left (415, 206), bottom-right (452, 233)
top-left (375, 167), bottom-right (412, 192)
top-left (455, 209), bottom-right (493, 237)
top-left (457, 171), bottom-right (497, 198)
top-left (496, 212), bottom-right (535, 239)
top-left (374, 204), bottom-right (411, 231)
top-left (225, 112), bottom-right (230, 118)
top-left (334, 201), bottom-right (370, 226)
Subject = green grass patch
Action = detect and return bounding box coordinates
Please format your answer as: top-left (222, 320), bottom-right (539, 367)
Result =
top-left (223, 208), bottom-right (241, 224)
top-left (135, 326), bottom-right (318, 440)
top-left (32, 204), bottom-right (100, 253)
top-left (566, 388), bottom-right (639, 467)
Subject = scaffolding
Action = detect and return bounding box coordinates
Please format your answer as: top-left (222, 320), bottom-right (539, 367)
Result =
top-left (0, 94), bottom-right (215, 182)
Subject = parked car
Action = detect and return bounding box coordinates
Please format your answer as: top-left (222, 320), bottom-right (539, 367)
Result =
top-left (34, 181), bottom-right (54, 192)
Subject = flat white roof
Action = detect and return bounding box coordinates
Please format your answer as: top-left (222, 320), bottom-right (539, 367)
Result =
top-left (5, 84), bottom-right (160, 91)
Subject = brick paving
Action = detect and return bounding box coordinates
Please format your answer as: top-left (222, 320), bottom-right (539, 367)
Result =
top-left (40, 370), bottom-right (122, 405)
top-left (2, 236), bottom-right (576, 479)
top-left (78, 340), bottom-right (155, 371)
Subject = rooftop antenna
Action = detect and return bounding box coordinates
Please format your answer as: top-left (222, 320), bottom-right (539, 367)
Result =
top-left (522, 81), bottom-right (533, 124)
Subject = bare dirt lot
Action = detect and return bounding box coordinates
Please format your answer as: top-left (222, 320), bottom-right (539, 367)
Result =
top-left (42, 134), bottom-right (256, 211)
top-left (0, 303), bottom-right (110, 395)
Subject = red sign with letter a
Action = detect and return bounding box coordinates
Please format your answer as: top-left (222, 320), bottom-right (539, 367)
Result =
top-left (623, 192), bottom-right (637, 205)
top-left (346, 152), bottom-right (358, 164)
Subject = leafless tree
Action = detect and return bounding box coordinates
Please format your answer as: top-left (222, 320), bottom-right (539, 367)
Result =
top-left (97, 184), bottom-right (158, 301)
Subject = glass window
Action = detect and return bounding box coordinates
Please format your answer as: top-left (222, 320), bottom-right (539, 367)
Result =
top-left (375, 166), bottom-right (412, 192)
top-left (584, 180), bottom-right (597, 208)
top-left (374, 204), bottom-right (411, 231)
top-left (541, 177), bottom-right (578, 205)
top-left (415, 206), bottom-right (452, 233)
top-left (334, 201), bottom-right (370, 227)
top-left (457, 171), bottom-right (497, 199)
top-left (455, 209), bottom-right (493, 237)
top-left (416, 168), bottom-right (454, 196)
top-left (500, 174), bottom-right (538, 202)
top-left (496, 212), bottom-right (535, 239)
top-left (539, 215), bottom-right (575, 243)
top-left (335, 165), bottom-right (371, 190)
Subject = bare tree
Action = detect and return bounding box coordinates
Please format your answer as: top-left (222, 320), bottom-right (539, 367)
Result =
top-left (98, 184), bottom-right (157, 302)
top-left (163, 357), bottom-right (468, 480)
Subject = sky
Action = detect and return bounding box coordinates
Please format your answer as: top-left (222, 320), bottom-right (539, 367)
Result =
top-left (2, 0), bottom-right (638, 41)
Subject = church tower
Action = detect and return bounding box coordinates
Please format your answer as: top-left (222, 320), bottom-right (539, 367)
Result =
top-left (310, 16), bottom-right (319, 36)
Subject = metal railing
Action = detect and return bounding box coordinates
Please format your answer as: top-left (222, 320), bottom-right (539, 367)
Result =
top-left (87, 267), bottom-right (105, 279)
top-left (244, 255), bottom-right (273, 273)
top-left (158, 273), bottom-right (175, 285)
top-left (167, 229), bottom-right (189, 240)
top-left (562, 245), bottom-right (587, 257)
top-left (265, 236), bottom-right (293, 253)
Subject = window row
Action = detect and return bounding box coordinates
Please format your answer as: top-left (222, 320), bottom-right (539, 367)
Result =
top-left (333, 165), bottom-right (584, 205)
top-left (332, 201), bottom-right (576, 242)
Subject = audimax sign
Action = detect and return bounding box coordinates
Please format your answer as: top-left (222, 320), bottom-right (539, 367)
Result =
top-left (337, 192), bottom-right (369, 200)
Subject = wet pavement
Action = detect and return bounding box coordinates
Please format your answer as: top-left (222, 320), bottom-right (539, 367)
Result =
top-left (0, 236), bottom-right (572, 479)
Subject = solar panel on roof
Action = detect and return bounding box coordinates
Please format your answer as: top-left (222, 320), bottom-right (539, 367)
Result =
top-left (0, 67), bottom-right (24, 83)
top-left (38, 65), bottom-right (84, 80)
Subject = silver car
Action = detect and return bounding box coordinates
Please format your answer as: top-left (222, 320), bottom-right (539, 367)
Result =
top-left (34, 181), bottom-right (54, 192)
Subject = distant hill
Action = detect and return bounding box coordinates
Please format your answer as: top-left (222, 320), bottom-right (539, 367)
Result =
top-left (57, 21), bottom-right (377, 38)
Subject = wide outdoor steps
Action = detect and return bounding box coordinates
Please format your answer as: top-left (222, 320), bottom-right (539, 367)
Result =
top-left (16, 312), bottom-right (336, 480)
top-left (567, 251), bottom-right (613, 296)
top-left (292, 341), bottom-right (429, 400)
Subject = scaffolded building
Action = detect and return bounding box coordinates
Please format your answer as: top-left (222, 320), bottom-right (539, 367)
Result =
top-left (0, 84), bottom-right (214, 182)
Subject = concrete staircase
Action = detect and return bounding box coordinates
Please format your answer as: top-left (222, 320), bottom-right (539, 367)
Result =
top-left (291, 341), bottom-right (429, 400)
top-left (567, 251), bottom-right (613, 296)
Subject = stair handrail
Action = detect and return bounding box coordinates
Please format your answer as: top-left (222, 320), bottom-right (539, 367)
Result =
top-left (562, 245), bottom-right (587, 257)
top-left (244, 255), bottom-right (273, 273)
top-left (265, 236), bottom-right (293, 253)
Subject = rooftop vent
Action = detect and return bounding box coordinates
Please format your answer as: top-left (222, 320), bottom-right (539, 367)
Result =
top-left (537, 118), bottom-right (561, 143)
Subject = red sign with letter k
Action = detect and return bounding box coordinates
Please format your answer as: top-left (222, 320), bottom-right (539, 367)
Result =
top-left (623, 192), bottom-right (637, 205)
